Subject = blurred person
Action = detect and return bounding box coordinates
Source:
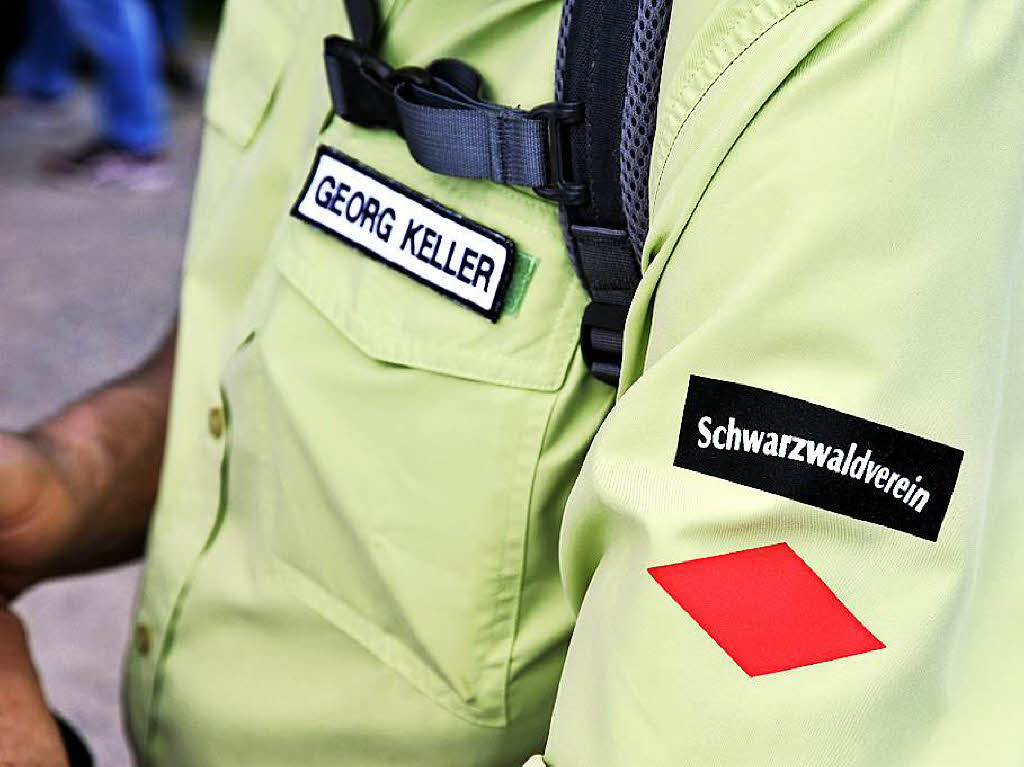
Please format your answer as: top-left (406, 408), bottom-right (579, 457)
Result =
top-left (0, 608), bottom-right (78, 767)
top-left (3, 0), bottom-right (75, 114)
top-left (148, 0), bottom-right (200, 97)
top-left (38, 0), bottom-right (169, 190)
top-left (0, 1), bottom-right (1021, 766)
top-left (0, 2), bottom-right (28, 79)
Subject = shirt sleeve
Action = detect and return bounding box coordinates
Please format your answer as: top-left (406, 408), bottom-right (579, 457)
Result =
top-left (528, 0), bottom-right (1024, 763)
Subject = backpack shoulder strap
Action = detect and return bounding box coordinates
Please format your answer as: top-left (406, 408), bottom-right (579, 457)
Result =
top-left (325, 0), bottom-right (673, 386)
top-left (342, 0), bottom-right (379, 47)
top-left (556, 0), bottom-right (673, 385)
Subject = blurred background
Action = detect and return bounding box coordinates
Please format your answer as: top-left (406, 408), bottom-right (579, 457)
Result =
top-left (1, 1), bottom-right (222, 763)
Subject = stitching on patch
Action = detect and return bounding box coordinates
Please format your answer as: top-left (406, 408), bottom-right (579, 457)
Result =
top-left (291, 145), bottom-right (516, 321)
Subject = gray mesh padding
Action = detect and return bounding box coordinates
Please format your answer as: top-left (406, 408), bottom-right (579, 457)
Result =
top-left (555, 0), bottom-right (576, 101)
top-left (620, 0), bottom-right (672, 256)
top-left (554, 0), bottom-right (582, 280)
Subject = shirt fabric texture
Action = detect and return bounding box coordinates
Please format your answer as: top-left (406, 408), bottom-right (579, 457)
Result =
top-left (125, 0), bottom-right (1024, 764)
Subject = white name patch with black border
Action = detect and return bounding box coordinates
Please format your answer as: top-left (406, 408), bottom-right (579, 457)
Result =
top-left (291, 146), bottom-right (515, 321)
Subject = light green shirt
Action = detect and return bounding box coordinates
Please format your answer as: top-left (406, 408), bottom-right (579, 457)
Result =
top-left (126, 0), bottom-right (1024, 765)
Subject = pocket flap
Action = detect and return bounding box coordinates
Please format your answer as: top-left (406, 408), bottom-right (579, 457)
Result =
top-left (276, 134), bottom-right (587, 391)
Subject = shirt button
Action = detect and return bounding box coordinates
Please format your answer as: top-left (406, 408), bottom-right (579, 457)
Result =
top-left (134, 624), bottom-right (152, 656)
top-left (208, 406), bottom-right (225, 439)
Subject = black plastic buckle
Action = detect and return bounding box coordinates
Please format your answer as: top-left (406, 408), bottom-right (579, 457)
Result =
top-left (580, 300), bottom-right (629, 386)
top-left (324, 36), bottom-right (435, 131)
top-left (529, 101), bottom-right (587, 207)
top-left (324, 36), bottom-right (396, 128)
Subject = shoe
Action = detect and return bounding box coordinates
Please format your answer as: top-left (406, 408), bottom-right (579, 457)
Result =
top-left (40, 137), bottom-right (171, 192)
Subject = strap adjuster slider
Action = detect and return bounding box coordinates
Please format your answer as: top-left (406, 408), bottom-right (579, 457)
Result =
top-left (529, 101), bottom-right (586, 207)
top-left (580, 300), bottom-right (629, 386)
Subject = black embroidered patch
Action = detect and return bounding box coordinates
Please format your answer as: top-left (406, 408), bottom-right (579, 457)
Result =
top-left (291, 146), bottom-right (515, 321)
top-left (674, 376), bottom-right (963, 541)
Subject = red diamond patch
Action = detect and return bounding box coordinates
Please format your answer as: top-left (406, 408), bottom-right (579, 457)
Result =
top-left (648, 543), bottom-right (884, 676)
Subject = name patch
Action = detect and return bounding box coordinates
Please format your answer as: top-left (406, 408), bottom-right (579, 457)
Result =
top-left (674, 376), bottom-right (963, 541)
top-left (291, 147), bottom-right (515, 320)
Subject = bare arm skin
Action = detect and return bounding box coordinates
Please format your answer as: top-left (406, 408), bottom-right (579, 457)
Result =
top-left (0, 327), bottom-right (176, 600)
top-left (0, 609), bottom-right (70, 767)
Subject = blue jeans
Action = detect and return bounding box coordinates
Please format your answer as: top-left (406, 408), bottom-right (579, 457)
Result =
top-left (6, 0), bottom-right (76, 101)
top-left (58, 0), bottom-right (167, 153)
top-left (7, 0), bottom-right (168, 153)
top-left (150, 0), bottom-right (186, 51)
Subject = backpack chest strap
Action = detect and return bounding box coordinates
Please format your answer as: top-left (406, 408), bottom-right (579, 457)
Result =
top-left (325, 37), bottom-right (586, 205)
top-left (325, 0), bottom-right (673, 387)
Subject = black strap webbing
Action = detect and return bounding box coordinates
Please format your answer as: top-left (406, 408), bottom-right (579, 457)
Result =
top-left (324, 37), bottom-right (584, 203)
top-left (556, 0), bottom-right (644, 385)
top-left (327, 0), bottom-right (667, 386)
top-left (397, 75), bottom-right (549, 187)
top-left (342, 0), bottom-right (378, 47)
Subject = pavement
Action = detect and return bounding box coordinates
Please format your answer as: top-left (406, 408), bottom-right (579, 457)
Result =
top-left (0, 75), bottom-right (204, 765)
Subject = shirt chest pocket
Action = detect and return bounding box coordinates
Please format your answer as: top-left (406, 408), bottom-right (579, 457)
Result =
top-left (243, 128), bottom-right (588, 725)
